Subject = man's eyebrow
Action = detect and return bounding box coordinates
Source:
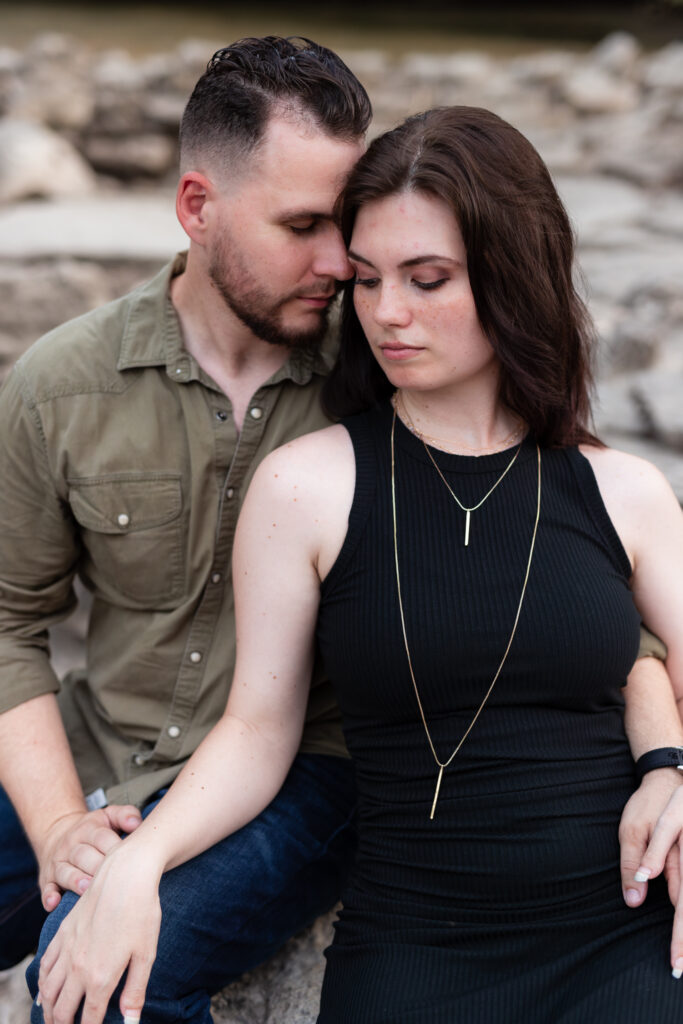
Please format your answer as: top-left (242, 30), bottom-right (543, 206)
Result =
top-left (348, 251), bottom-right (461, 269)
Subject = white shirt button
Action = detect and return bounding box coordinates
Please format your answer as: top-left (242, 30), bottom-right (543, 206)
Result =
top-left (167, 725), bottom-right (181, 738)
top-left (117, 513), bottom-right (130, 527)
top-left (211, 572), bottom-right (222, 584)
top-left (133, 753), bottom-right (146, 767)
top-left (226, 488), bottom-right (234, 499)
top-left (249, 406), bottom-right (263, 420)
top-left (189, 650), bottom-right (202, 664)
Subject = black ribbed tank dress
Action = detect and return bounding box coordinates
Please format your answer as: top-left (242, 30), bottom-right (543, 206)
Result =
top-left (315, 402), bottom-right (681, 1023)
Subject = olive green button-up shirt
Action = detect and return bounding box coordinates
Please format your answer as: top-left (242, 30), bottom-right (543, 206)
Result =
top-left (0, 254), bottom-right (346, 807)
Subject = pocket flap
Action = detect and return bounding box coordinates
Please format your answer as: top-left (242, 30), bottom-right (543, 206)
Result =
top-left (68, 474), bottom-right (182, 534)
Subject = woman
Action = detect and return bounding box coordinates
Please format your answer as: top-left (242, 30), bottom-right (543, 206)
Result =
top-left (37, 108), bottom-right (683, 1023)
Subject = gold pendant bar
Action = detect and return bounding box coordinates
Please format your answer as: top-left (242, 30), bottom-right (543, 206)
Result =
top-left (430, 765), bottom-right (444, 820)
top-left (464, 510), bottom-right (471, 547)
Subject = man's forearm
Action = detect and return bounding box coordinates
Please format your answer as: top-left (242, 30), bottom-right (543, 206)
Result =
top-left (0, 692), bottom-right (86, 858)
top-left (623, 656), bottom-right (683, 761)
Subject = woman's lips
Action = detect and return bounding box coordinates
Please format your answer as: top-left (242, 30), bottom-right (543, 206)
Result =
top-left (379, 343), bottom-right (424, 361)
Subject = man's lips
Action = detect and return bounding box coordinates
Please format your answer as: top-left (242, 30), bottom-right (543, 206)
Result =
top-left (379, 342), bottom-right (424, 361)
top-left (298, 294), bottom-right (334, 308)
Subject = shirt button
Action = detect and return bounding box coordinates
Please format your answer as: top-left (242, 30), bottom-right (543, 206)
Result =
top-left (211, 572), bottom-right (222, 584)
top-left (117, 513), bottom-right (130, 527)
top-left (189, 650), bottom-right (202, 664)
top-left (133, 754), bottom-right (146, 767)
top-left (249, 406), bottom-right (263, 420)
top-left (167, 725), bottom-right (181, 738)
top-left (215, 410), bottom-right (228, 421)
top-left (226, 487), bottom-right (234, 499)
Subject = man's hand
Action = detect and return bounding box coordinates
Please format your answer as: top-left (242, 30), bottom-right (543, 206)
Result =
top-left (37, 806), bottom-right (142, 911)
top-left (619, 769), bottom-right (683, 976)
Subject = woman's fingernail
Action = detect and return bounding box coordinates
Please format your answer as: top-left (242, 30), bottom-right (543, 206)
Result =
top-left (36, 996), bottom-right (42, 1007)
top-left (624, 888), bottom-right (640, 905)
top-left (672, 958), bottom-right (683, 980)
top-left (123, 1015), bottom-right (140, 1023)
top-left (634, 867), bottom-right (651, 882)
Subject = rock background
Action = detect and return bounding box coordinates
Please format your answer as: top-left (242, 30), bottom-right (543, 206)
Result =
top-left (0, 28), bottom-right (682, 1024)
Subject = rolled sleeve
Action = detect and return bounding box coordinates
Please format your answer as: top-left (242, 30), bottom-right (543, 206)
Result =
top-left (0, 365), bottom-right (79, 712)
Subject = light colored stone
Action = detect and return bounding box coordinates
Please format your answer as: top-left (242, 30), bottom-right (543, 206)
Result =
top-left (0, 195), bottom-right (184, 259)
top-left (507, 50), bottom-right (579, 86)
top-left (211, 912), bottom-right (335, 1024)
top-left (142, 92), bottom-right (188, 128)
top-left (93, 48), bottom-right (145, 92)
top-left (524, 126), bottom-right (585, 174)
top-left (555, 175), bottom-right (647, 239)
top-left (578, 234), bottom-right (683, 304)
top-left (400, 51), bottom-right (494, 85)
top-left (590, 32), bottom-right (641, 76)
top-left (594, 377), bottom-right (644, 436)
top-left (0, 259), bottom-right (111, 348)
top-left (644, 192), bottom-right (683, 239)
top-left (82, 133), bottom-right (176, 178)
top-left (627, 370), bottom-right (683, 451)
top-left (342, 49), bottom-right (390, 81)
top-left (642, 42), bottom-right (683, 92)
top-left (0, 956), bottom-right (34, 1024)
top-left (561, 65), bottom-right (640, 114)
top-left (11, 33), bottom-right (93, 130)
top-left (0, 118), bottom-right (96, 203)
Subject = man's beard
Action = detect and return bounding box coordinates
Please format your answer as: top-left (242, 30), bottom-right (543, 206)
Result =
top-left (209, 238), bottom-right (332, 352)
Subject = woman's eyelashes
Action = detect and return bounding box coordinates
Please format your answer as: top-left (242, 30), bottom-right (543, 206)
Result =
top-left (352, 275), bottom-right (448, 291)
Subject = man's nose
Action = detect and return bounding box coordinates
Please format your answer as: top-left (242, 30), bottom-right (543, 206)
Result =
top-left (313, 227), bottom-right (354, 281)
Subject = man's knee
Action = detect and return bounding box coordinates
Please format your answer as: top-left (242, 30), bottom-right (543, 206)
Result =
top-left (0, 786), bottom-right (45, 968)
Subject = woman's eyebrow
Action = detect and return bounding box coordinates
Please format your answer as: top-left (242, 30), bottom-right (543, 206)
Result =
top-left (348, 250), bottom-right (460, 269)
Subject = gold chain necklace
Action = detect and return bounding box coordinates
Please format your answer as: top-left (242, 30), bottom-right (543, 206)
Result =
top-left (390, 406), bottom-right (541, 819)
top-left (395, 391), bottom-right (523, 547)
top-left (395, 393), bottom-right (524, 454)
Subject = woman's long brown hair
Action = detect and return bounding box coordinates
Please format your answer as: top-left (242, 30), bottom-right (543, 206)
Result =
top-left (323, 106), bottom-right (599, 447)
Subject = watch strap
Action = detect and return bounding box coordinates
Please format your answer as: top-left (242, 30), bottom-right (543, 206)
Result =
top-left (635, 746), bottom-right (683, 783)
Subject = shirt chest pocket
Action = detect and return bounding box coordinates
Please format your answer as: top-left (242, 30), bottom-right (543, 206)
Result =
top-left (68, 473), bottom-right (184, 608)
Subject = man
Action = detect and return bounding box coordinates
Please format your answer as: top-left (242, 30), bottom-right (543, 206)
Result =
top-left (0, 36), bottom-right (368, 1022)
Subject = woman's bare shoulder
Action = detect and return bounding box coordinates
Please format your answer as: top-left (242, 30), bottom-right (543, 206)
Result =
top-left (578, 442), bottom-right (675, 509)
top-left (252, 424), bottom-right (354, 493)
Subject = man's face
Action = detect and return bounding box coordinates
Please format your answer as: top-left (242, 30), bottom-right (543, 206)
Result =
top-left (207, 116), bottom-right (364, 349)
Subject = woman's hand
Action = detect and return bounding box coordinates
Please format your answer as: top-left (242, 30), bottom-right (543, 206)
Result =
top-left (37, 841), bottom-right (163, 1024)
top-left (619, 768), bottom-right (683, 976)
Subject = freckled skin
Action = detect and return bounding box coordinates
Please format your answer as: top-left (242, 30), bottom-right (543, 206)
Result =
top-left (349, 191), bottom-right (499, 399)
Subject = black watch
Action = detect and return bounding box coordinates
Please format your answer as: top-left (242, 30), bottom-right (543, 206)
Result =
top-left (635, 747), bottom-right (683, 783)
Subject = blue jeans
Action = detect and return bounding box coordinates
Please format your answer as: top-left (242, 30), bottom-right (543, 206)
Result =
top-left (26, 753), bottom-right (356, 1023)
top-left (0, 785), bottom-right (46, 969)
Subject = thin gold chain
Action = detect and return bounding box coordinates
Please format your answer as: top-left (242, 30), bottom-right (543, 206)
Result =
top-left (395, 391), bottom-right (523, 546)
top-left (390, 407), bottom-right (542, 819)
top-left (395, 392), bottom-right (524, 454)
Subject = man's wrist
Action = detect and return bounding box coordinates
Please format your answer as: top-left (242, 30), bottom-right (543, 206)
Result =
top-left (33, 805), bottom-right (88, 860)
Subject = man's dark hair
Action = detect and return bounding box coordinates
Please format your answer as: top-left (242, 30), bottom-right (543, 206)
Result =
top-left (179, 36), bottom-right (372, 172)
top-left (324, 106), bottom-right (599, 448)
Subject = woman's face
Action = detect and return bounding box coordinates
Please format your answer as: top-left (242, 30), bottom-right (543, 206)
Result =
top-left (348, 190), bottom-right (498, 395)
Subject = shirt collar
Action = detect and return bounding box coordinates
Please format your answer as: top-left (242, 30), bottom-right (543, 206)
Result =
top-left (117, 251), bottom-right (335, 387)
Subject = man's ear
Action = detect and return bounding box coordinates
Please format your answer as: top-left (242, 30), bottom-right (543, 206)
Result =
top-left (176, 172), bottom-right (214, 244)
